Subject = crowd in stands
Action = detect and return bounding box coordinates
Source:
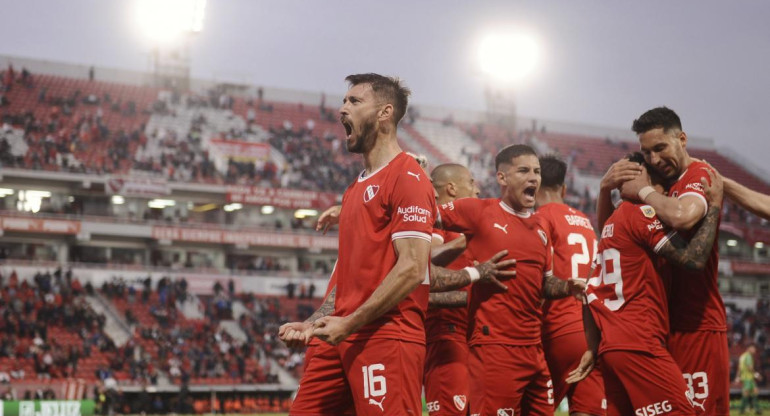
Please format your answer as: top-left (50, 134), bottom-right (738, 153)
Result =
top-left (728, 299), bottom-right (770, 387)
top-left (0, 267), bottom-right (113, 383)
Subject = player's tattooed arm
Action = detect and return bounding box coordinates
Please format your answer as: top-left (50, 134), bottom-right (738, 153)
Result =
top-left (542, 274), bottom-right (586, 299)
top-left (430, 250), bottom-right (514, 293)
top-left (657, 205), bottom-right (721, 271)
top-left (305, 286), bottom-right (336, 323)
top-left (428, 291), bottom-right (467, 309)
top-left (431, 234), bottom-right (466, 267)
top-left (657, 168), bottom-right (723, 271)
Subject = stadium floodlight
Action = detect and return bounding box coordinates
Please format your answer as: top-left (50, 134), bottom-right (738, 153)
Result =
top-left (756, 242), bottom-right (765, 249)
top-left (16, 190), bottom-right (51, 213)
top-left (478, 32), bottom-right (540, 85)
top-left (135, 0), bottom-right (207, 45)
top-left (223, 203), bottom-right (243, 212)
top-left (111, 195), bottom-right (125, 205)
top-left (726, 239), bottom-right (738, 247)
top-left (261, 205), bottom-right (275, 215)
top-left (0, 188), bottom-right (14, 197)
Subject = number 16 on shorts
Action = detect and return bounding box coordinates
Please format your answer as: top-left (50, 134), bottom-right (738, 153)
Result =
top-left (363, 364), bottom-right (388, 405)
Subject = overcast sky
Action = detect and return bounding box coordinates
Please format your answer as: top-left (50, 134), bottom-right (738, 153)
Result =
top-left (2, 0), bottom-right (769, 174)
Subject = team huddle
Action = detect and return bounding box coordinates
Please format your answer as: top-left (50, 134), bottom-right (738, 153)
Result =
top-left (278, 73), bottom-right (770, 416)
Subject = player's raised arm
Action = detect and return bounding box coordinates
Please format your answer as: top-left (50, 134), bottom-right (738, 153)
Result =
top-left (597, 158), bottom-right (643, 229)
top-left (655, 168), bottom-right (723, 271)
top-left (724, 176), bottom-right (770, 220)
top-left (620, 165), bottom-right (707, 231)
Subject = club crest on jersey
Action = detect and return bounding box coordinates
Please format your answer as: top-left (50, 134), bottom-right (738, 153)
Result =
top-left (640, 205), bottom-right (656, 218)
top-left (497, 409), bottom-right (515, 416)
top-left (363, 185), bottom-right (380, 203)
top-left (453, 395), bottom-right (467, 411)
top-left (537, 229), bottom-right (548, 246)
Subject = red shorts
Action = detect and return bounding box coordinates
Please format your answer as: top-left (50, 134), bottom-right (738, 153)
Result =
top-left (600, 350), bottom-right (695, 416)
top-left (667, 330), bottom-right (730, 416)
top-left (469, 344), bottom-right (553, 416)
top-left (543, 331), bottom-right (606, 415)
top-left (290, 339), bottom-right (425, 416)
top-left (424, 339), bottom-right (470, 416)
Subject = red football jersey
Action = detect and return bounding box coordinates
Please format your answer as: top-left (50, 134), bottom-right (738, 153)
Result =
top-left (666, 160), bottom-right (726, 332)
top-left (537, 203), bottom-right (598, 341)
top-left (586, 201), bottom-right (676, 356)
top-left (438, 198), bottom-right (553, 346)
top-left (333, 152), bottom-right (438, 343)
top-left (425, 228), bottom-right (472, 344)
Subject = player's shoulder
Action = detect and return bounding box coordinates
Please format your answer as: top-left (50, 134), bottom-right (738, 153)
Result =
top-left (676, 160), bottom-right (713, 185)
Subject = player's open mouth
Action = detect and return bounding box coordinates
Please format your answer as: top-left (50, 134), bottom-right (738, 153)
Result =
top-left (341, 119), bottom-right (353, 138)
top-left (523, 186), bottom-right (537, 201)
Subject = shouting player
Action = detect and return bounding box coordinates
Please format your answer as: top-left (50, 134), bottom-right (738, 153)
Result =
top-left (569, 152), bottom-right (723, 416)
top-left (536, 155), bottom-right (605, 416)
top-left (438, 144), bottom-right (584, 416)
top-left (618, 107), bottom-right (729, 415)
top-left (280, 73), bottom-right (436, 416)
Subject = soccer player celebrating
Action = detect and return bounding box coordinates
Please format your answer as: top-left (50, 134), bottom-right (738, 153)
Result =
top-left (424, 163), bottom-right (479, 416)
top-left (279, 73), bottom-right (437, 416)
top-left (569, 153), bottom-right (723, 416)
top-left (437, 144), bottom-right (584, 416)
top-left (536, 155), bottom-right (605, 416)
top-left (618, 107), bottom-right (729, 415)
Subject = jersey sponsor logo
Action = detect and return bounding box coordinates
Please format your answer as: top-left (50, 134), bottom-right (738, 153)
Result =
top-left (564, 214), bottom-right (594, 230)
top-left (453, 395), bottom-right (467, 411)
top-left (368, 396), bottom-right (386, 412)
top-left (442, 201), bottom-right (455, 211)
top-left (640, 205), bottom-right (656, 218)
top-left (426, 401), bottom-right (440, 413)
top-left (407, 171), bottom-right (422, 181)
top-left (647, 219), bottom-right (664, 232)
top-left (601, 223), bottom-right (614, 238)
top-left (537, 229), bottom-right (548, 246)
top-left (364, 185), bottom-right (380, 203)
top-left (497, 409), bottom-right (515, 416)
top-left (397, 205), bottom-right (431, 223)
top-left (685, 182), bottom-right (704, 193)
top-left (634, 400), bottom-right (672, 416)
top-left (493, 223), bottom-right (509, 234)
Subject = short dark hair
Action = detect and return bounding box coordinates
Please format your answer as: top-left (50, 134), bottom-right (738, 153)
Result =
top-left (539, 154), bottom-right (567, 188)
top-left (345, 73), bottom-right (411, 126)
top-left (626, 151), bottom-right (646, 165)
top-left (632, 106), bottom-right (682, 134)
top-left (495, 144), bottom-right (537, 171)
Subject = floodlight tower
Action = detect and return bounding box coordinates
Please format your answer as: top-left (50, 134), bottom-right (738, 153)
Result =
top-left (477, 32), bottom-right (540, 131)
top-left (136, 0), bottom-right (206, 89)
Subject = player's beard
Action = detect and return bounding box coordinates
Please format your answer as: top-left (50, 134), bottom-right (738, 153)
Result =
top-left (347, 117), bottom-right (377, 154)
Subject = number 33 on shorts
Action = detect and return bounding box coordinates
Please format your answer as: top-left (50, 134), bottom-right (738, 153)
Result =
top-left (683, 372), bottom-right (708, 407)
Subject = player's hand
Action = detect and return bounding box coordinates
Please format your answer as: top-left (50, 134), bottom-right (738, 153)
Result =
top-left (278, 321), bottom-right (314, 348)
top-left (474, 250), bottom-right (516, 292)
top-left (313, 316), bottom-right (353, 346)
top-left (619, 165), bottom-right (652, 202)
top-left (316, 205), bottom-right (342, 234)
top-left (568, 278), bottom-right (587, 296)
top-left (701, 166), bottom-right (723, 208)
top-left (600, 159), bottom-right (643, 191)
top-left (566, 350), bottom-right (595, 384)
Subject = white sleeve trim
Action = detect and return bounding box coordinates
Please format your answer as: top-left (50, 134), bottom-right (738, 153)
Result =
top-left (653, 230), bottom-right (678, 253)
top-left (392, 231), bottom-right (432, 242)
top-left (678, 191), bottom-right (709, 219)
top-left (431, 233), bottom-right (445, 244)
